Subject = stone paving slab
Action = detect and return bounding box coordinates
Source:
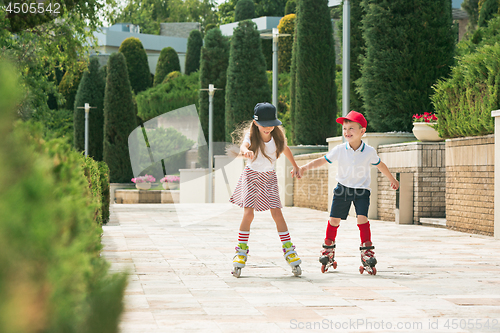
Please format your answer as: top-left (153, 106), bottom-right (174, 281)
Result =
top-left (102, 204), bottom-right (500, 333)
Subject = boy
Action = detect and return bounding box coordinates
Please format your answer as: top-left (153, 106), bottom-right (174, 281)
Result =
top-left (298, 111), bottom-right (399, 275)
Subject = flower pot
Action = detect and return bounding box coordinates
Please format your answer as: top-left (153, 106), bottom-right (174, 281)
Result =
top-left (412, 122), bottom-right (442, 142)
top-left (135, 182), bottom-right (151, 190)
top-left (162, 182), bottom-right (179, 190)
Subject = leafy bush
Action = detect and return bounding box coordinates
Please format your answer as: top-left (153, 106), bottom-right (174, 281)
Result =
top-left (478, 0), bottom-right (499, 27)
top-left (119, 37), bottom-right (152, 94)
top-left (154, 47), bottom-right (181, 86)
top-left (431, 43), bottom-right (498, 138)
top-left (98, 161), bottom-right (111, 224)
top-left (0, 60), bottom-right (126, 333)
top-left (136, 72), bottom-right (200, 122)
top-left (235, 0), bottom-right (255, 21)
top-left (134, 127), bottom-right (194, 178)
top-left (458, 15), bottom-right (500, 57)
top-left (58, 62), bottom-right (86, 110)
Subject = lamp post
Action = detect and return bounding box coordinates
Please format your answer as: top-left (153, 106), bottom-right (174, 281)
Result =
top-left (342, 0), bottom-right (351, 119)
top-left (77, 103), bottom-right (96, 157)
top-left (261, 28), bottom-right (290, 108)
top-left (200, 84), bottom-right (222, 203)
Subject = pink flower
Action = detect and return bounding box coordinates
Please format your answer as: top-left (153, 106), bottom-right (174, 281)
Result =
top-left (160, 175), bottom-right (180, 183)
top-left (413, 113), bottom-right (438, 123)
top-left (131, 174), bottom-right (156, 183)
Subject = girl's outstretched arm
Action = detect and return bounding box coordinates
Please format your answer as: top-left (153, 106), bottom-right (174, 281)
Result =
top-left (240, 141), bottom-right (254, 160)
top-left (283, 146), bottom-right (300, 178)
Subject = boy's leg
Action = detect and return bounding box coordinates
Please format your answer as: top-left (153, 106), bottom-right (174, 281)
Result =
top-left (356, 215), bottom-right (371, 244)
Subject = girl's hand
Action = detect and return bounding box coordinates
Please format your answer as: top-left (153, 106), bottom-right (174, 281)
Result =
top-left (390, 179), bottom-right (399, 190)
top-left (290, 166), bottom-right (301, 179)
top-left (243, 150), bottom-right (254, 160)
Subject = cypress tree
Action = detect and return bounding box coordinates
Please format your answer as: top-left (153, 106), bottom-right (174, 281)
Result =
top-left (154, 47), bottom-right (181, 86)
top-left (292, 0), bottom-right (337, 145)
top-left (74, 57), bottom-right (105, 161)
top-left (225, 20), bottom-right (271, 142)
top-left (185, 30), bottom-right (204, 75)
top-left (235, 0), bottom-right (255, 21)
top-left (119, 37), bottom-right (152, 94)
top-left (285, 0), bottom-right (297, 15)
top-left (103, 53), bottom-right (137, 183)
top-left (358, 0), bottom-right (455, 133)
top-left (198, 28), bottom-right (230, 166)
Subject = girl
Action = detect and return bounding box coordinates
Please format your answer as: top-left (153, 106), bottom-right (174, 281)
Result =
top-left (229, 102), bottom-right (302, 277)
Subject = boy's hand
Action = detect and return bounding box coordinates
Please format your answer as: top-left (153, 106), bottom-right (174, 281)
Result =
top-left (390, 179), bottom-right (399, 190)
top-left (243, 150), bottom-right (254, 159)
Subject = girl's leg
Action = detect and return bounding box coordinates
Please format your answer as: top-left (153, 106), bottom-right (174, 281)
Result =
top-left (237, 207), bottom-right (254, 244)
top-left (270, 208), bottom-right (288, 233)
top-left (270, 208), bottom-right (302, 269)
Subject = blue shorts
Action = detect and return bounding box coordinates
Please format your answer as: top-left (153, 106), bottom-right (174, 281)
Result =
top-left (330, 183), bottom-right (370, 220)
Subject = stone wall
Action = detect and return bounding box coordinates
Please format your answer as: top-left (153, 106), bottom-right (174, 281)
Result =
top-left (293, 153), bottom-right (329, 212)
top-left (446, 135), bottom-right (494, 236)
top-left (378, 142), bottom-right (446, 223)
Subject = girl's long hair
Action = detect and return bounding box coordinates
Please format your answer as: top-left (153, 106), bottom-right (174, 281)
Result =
top-left (229, 120), bottom-right (286, 162)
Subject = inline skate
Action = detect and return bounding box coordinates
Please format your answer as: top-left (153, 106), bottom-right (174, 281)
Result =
top-left (282, 241), bottom-right (302, 276)
top-left (232, 243), bottom-right (249, 278)
top-left (359, 241), bottom-right (377, 275)
top-left (319, 240), bottom-right (337, 273)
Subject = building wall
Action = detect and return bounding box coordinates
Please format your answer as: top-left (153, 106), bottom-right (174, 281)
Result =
top-left (378, 142), bottom-right (446, 223)
top-left (160, 22), bottom-right (200, 38)
top-left (293, 153), bottom-right (329, 212)
top-left (446, 135), bottom-right (494, 236)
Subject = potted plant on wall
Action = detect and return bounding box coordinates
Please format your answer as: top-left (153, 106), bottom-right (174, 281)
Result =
top-left (412, 113), bottom-right (442, 142)
top-left (131, 174), bottom-right (156, 190)
top-left (160, 175), bottom-right (180, 190)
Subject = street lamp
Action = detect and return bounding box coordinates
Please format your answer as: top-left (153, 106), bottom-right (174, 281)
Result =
top-left (200, 84), bottom-right (222, 203)
top-left (77, 103), bottom-right (96, 157)
top-left (261, 28), bottom-right (290, 108)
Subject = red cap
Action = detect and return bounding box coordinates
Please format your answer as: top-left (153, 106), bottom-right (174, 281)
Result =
top-left (336, 111), bottom-right (367, 128)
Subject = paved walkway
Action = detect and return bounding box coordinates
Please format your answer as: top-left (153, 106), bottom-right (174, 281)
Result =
top-left (103, 204), bottom-right (500, 333)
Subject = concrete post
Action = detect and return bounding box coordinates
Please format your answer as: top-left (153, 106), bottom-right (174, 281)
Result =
top-left (491, 110), bottom-right (500, 239)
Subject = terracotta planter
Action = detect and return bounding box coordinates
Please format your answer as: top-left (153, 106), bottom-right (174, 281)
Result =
top-left (412, 122), bottom-right (442, 142)
top-left (135, 182), bottom-right (151, 190)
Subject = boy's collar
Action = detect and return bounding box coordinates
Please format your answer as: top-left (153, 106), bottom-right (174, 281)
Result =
top-left (346, 140), bottom-right (365, 152)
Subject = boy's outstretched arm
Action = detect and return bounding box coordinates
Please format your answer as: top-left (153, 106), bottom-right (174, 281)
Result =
top-left (377, 161), bottom-right (399, 190)
top-left (298, 156), bottom-right (328, 178)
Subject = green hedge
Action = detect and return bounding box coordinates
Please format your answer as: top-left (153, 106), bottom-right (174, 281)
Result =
top-left (432, 43), bottom-right (498, 138)
top-left (136, 72), bottom-right (200, 122)
top-left (0, 59), bottom-right (126, 332)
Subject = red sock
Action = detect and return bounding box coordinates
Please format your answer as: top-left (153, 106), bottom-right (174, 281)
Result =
top-left (358, 222), bottom-right (371, 244)
top-left (238, 231), bottom-right (250, 244)
top-left (325, 222), bottom-right (338, 243)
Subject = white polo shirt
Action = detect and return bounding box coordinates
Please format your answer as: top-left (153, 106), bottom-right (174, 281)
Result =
top-left (324, 141), bottom-right (381, 190)
top-left (243, 133), bottom-right (277, 172)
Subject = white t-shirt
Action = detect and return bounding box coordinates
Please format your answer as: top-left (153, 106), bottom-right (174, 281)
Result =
top-left (243, 133), bottom-right (277, 172)
top-left (324, 141), bottom-right (380, 190)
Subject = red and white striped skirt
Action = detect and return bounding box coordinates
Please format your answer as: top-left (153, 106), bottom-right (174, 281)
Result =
top-left (230, 166), bottom-right (282, 211)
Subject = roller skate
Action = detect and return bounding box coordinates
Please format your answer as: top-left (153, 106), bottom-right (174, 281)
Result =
top-left (359, 241), bottom-right (377, 275)
top-left (319, 239), bottom-right (337, 273)
top-left (232, 243), bottom-right (249, 278)
top-left (282, 241), bottom-right (302, 276)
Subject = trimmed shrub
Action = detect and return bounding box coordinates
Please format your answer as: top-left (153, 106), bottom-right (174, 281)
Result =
top-left (154, 47), bottom-right (181, 86)
top-left (185, 30), bottom-right (203, 75)
top-left (292, 0), bottom-right (337, 145)
top-left (235, 0), bottom-right (255, 21)
top-left (162, 71), bottom-right (182, 84)
top-left (82, 155), bottom-right (103, 225)
top-left (98, 161), bottom-right (111, 224)
top-left (225, 20), bottom-right (271, 142)
top-left (458, 15), bottom-right (500, 57)
top-left (137, 72), bottom-right (200, 122)
top-left (119, 37), bottom-right (152, 94)
top-left (0, 60), bottom-right (126, 333)
top-left (198, 28), bottom-right (230, 166)
top-left (74, 57), bottom-right (105, 161)
top-left (277, 14), bottom-right (295, 73)
top-left (103, 52), bottom-right (137, 183)
top-left (431, 43), bottom-right (498, 138)
top-left (358, 0), bottom-right (455, 133)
